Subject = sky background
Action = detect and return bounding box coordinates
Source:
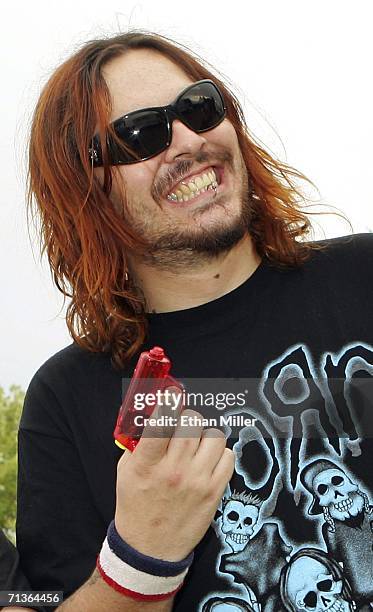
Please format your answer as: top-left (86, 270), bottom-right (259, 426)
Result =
top-left (1, 0), bottom-right (372, 392)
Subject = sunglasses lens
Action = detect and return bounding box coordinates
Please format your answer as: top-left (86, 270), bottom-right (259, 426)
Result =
top-left (177, 82), bottom-right (225, 132)
top-left (91, 81), bottom-right (226, 166)
top-left (110, 110), bottom-right (169, 163)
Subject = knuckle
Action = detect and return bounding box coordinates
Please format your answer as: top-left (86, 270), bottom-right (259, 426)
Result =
top-left (203, 427), bottom-right (225, 439)
top-left (181, 408), bottom-right (204, 420)
top-left (172, 437), bottom-right (196, 452)
top-left (190, 474), bottom-right (210, 496)
top-left (143, 423), bottom-right (165, 437)
top-left (131, 457), bottom-right (153, 479)
top-left (165, 469), bottom-right (184, 489)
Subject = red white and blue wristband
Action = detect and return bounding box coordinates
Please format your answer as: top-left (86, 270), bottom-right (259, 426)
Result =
top-left (97, 520), bottom-right (194, 601)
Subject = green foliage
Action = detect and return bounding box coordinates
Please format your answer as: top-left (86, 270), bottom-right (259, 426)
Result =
top-left (0, 385), bottom-right (24, 544)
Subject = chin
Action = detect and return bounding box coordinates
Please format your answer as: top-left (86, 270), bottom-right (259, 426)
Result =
top-left (169, 212), bottom-right (248, 255)
top-left (179, 193), bottom-right (251, 252)
top-left (330, 492), bottom-right (365, 522)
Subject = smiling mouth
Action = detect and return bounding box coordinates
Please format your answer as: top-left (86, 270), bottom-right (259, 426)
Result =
top-left (228, 533), bottom-right (250, 544)
top-left (334, 497), bottom-right (353, 512)
top-left (327, 600), bottom-right (346, 612)
top-left (166, 167), bottom-right (219, 203)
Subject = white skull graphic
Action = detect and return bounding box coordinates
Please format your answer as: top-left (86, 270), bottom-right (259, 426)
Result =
top-left (312, 468), bottom-right (364, 522)
top-left (221, 500), bottom-right (259, 552)
top-left (287, 557), bottom-right (350, 612)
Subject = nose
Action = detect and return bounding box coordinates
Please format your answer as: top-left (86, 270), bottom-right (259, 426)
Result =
top-left (321, 596), bottom-right (331, 607)
top-left (163, 119), bottom-right (207, 162)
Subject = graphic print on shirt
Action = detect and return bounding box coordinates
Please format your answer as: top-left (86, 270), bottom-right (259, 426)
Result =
top-left (214, 487), bottom-right (292, 611)
top-left (199, 341), bottom-right (373, 612)
top-left (279, 548), bottom-right (356, 612)
top-left (300, 458), bottom-right (373, 605)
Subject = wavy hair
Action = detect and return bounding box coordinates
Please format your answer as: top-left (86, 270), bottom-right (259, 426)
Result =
top-left (28, 30), bottom-right (330, 370)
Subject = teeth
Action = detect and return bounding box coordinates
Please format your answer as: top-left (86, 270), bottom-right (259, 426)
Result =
top-left (229, 533), bottom-right (250, 544)
top-left (167, 168), bottom-right (218, 202)
top-left (334, 497), bottom-right (353, 512)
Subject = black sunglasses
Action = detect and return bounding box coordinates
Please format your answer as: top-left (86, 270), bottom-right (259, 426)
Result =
top-left (89, 79), bottom-right (226, 167)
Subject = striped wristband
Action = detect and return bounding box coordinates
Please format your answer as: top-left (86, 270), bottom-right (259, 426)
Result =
top-left (97, 520), bottom-right (194, 601)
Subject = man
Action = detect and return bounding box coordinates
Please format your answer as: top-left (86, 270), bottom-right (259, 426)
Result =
top-left (17, 31), bottom-right (373, 611)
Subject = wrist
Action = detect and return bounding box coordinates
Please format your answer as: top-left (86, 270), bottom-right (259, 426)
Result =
top-left (114, 517), bottom-right (191, 562)
top-left (97, 520), bottom-right (194, 602)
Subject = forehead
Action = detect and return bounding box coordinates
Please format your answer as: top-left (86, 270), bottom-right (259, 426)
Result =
top-left (287, 558), bottom-right (327, 595)
top-left (224, 500), bottom-right (259, 513)
top-left (102, 49), bottom-right (194, 121)
top-left (313, 468), bottom-right (344, 486)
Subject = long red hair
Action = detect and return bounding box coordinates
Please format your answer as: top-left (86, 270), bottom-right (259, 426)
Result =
top-left (28, 31), bottom-right (326, 369)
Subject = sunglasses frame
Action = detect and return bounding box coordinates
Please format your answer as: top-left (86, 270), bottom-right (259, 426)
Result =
top-left (89, 79), bottom-right (227, 167)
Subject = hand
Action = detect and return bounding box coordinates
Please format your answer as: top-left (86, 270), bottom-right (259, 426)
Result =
top-left (114, 388), bottom-right (235, 561)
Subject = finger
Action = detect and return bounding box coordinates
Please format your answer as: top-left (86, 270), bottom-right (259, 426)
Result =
top-left (164, 386), bottom-right (184, 416)
top-left (193, 428), bottom-right (227, 472)
top-left (167, 409), bottom-right (205, 460)
top-left (134, 388), bottom-right (182, 464)
top-left (118, 448), bottom-right (132, 466)
top-left (210, 448), bottom-right (235, 494)
top-left (148, 385), bottom-right (183, 437)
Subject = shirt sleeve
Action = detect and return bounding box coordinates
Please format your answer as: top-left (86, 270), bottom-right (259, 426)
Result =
top-left (0, 528), bottom-right (30, 590)
top-left (16, 372), bottom-right (107, 610)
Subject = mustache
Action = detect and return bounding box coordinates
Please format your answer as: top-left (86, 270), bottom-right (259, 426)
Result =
top-left (152, 149), bottom-right (233, 201)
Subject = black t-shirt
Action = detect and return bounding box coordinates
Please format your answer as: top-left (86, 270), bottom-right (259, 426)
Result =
top-left (17, 234), bottom-right (373, 611)
top-left (0, 529), bottom-right (30, 591)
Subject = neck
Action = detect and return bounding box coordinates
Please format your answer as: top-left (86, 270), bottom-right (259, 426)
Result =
top-left (128, 233), bottom-right (261, 313)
